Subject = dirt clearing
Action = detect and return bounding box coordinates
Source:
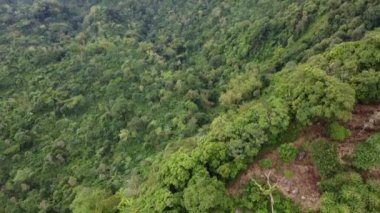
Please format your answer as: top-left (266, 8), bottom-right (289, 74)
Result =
top-left (227, 103), bottom-right (380, 211)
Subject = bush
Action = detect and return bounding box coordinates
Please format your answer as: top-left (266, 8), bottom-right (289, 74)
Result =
top-left (319, 172), bottom-right (380, 213)
top-left (284, 170), bottom-right (294, 179)
top-left (259, 159), bottom-right (273, 169)
top-left (328, 122), bottom-right (351, 141)
top-left (278, 144), bottom-right (297, 163)
top-left (311, 140), bottom-right (341, 178)
top-left (352, 134), bottom-right (380, 170)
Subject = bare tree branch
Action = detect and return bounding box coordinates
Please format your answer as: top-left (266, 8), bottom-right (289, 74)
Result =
top-left (251, 171), bottom-right (277, 213)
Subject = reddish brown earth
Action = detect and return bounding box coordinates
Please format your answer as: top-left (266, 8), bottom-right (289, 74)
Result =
top-left (338, 104), bottom-right (380, 159)
top-left (227, 103), bottom-right (380, 211)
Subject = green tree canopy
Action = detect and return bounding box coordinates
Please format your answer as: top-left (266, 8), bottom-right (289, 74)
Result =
top-left (183, 172), bottom-right (232, 213)
top-left (271, 66), bottom-right (355, 126)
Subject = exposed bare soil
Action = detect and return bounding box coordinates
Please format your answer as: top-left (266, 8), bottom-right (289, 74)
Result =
top-left (338, 104), bottom-right (380, 159)
top-left (227, 103), bottom-right (380, 211)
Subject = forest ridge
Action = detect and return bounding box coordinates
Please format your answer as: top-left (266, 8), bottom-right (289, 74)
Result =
top-left (0, 0), bottom-right (379, 212)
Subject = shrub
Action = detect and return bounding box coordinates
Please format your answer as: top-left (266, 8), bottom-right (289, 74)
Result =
top-left (319, 172), bottom-right (380, 213)
top-left (278, 143), bottom-right (297, 163)
top-left (284, 170), bottom-right (294, 179)
top-left (311, 140), bottom-right (341, 178)
top-left (270, 124), bottom-right (300, 145)
top-left (352, 134), bottom-right (380, 170)
top-left (328, 122), bottom-right (351, 141)
top-left (259, 159), bottom-right (273, 169)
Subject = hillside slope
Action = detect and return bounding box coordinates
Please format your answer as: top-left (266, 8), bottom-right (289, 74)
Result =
top-left (228, 103), bottom-right (380, 211)
top-left (0, 0), bottom-right (379, 212)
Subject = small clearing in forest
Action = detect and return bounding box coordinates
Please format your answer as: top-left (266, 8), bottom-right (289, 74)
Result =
top-left (228, 103), bottom-right (380, 211)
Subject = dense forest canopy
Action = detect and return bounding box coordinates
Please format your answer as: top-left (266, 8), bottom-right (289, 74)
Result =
top-left (0, 0), bottom-right (379, 212)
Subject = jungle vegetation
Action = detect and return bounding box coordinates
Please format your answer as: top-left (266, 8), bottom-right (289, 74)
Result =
top-left (0, 0), bottom-right (379, 212)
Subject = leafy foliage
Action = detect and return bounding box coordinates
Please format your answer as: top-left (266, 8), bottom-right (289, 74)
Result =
top-left (183, 172), bottom-right (233, 213)
top-left (158, 152), bottom-right (196, 190)
top-left (0, 0), bottom-right (379, 212)
top-left (350, 70), bottom-right (380, 103)
top-left (328, 122), bottom-right (351, 141)
top-left (270, 66), bottom-right (356, 126)
top-left (352, 133), bottom-right (380, 170)
top-left (284, 170), bottom-right (294, 179)
top-left (278, 143), bottom-right (298, 163)
top-left (70, 187), bottom-right (120, 213)
top-left (311, 140), bottom-right (342, 178)
top-left (219, 71), bottom-right (262, 106)
top-left (320, 172), bottom-right (380, 213)
top-left (306, 31), bottom-right (380, 103)
top-left (237, 180), bottom-right (300, 212)
top-left (259, 159), bottom-right (273, 169)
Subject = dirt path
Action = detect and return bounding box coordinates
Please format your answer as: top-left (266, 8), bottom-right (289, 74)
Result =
top-left (338, 104), bottom-right (380, 159)
top-left (227, 103), bottom-right (380, 211)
